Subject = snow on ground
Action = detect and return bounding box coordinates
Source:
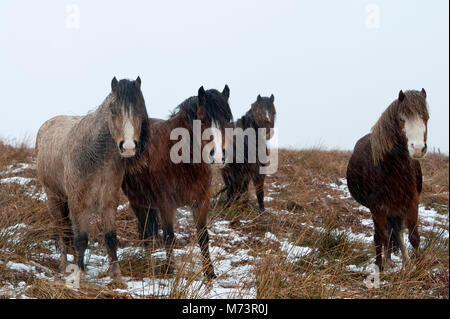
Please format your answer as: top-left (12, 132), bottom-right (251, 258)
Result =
top-left (0, 163), bottom-right (35, 176)
top-left (0, 163), bottom-right (447, 298)
top-left (327, 178), bottom-right (449, 240)
top-left (419, 205), bottom-right (449, 238)
top-left (0, 177), bottom-right (34, 185)
top-left (328, 178), bottom-right (352, 199)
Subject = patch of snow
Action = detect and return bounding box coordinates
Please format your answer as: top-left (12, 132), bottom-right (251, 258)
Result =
top-left (0, 163), bottom-right (35, 175)
top-left (361, 219), bottom-right (373, 227)
top-left (0, 177), bottom-right (34, 185)
top-left (327, 178), bottom-right (352, 199)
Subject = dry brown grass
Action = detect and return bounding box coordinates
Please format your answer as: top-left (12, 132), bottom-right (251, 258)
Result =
top-left (0, 140), bottom-right (448, 299)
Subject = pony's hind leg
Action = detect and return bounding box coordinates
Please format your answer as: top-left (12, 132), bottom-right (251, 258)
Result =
top-left (46, 193), bottom-right (71, 272)
top-left (192, 200), bottom-right (216, 279)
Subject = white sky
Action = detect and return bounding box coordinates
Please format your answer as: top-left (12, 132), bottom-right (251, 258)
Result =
top-left (0, 1), bottom-right (448, 152)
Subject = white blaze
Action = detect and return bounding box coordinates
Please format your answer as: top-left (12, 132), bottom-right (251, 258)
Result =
top-left (123, 109), bottom-right (135, 151)
top-left (211, 121), bottom-right (223, 163)
top-left (403, 115), bottom-right (426, 157)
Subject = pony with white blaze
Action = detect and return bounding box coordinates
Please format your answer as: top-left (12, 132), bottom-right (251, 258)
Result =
top-left (36, 77), bottom-right (149, 287)
top-left (122, 85), bottom-right (233, 279)
top-left (346, 89), bottom-right (429, 271)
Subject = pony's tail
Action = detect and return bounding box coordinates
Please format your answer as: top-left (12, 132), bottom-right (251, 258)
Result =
top-left (387, 216), bottom-right (402, 254)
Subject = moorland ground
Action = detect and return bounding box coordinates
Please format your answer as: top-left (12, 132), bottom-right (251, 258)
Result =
top-left (0, 139), bottom-right (448, 298)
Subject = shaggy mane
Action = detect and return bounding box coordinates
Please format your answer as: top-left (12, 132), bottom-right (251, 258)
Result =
top-left (169, 89), bottom-right (233, 128)
top-left (370, 90), bottom-right (429, 165)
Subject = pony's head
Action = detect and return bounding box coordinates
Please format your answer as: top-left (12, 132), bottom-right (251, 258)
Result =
top-left (396, 89), bottom-right (429, 159)
top-left (250, 94), bottom-right (276, 139)
top-left (107, 76), bottom-right (149, 158)
top-left (196, 85), bottom-right (233, 165)
top-left (371, 88), bottom-right (429, 164)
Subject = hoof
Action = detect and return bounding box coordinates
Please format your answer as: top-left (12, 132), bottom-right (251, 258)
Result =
top-left (108, 278), bottom-right (127, 290)
top-left (108, 262), bottom-right (122, 278)
top-left (205, 270), bottom-right (217, 280)
top-left (59, 261), bottom-right (69, 273)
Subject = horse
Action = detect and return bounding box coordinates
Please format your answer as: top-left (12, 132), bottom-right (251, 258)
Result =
top-left (36, 77), bottom-right (149, 286)
top-left (346, 89), bottom-right (429, 271)
top-left (220, 94), bottom-right (276, 213)
top-left (122, 85), bottom-right (233, 279)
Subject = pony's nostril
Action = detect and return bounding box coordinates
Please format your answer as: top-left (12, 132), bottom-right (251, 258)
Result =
top-left (210, 149), bottom-right (215, 157)
top-left (119, 141), bottom-right (124, 151)
top-left (422, 144), bottom-right (427, 153)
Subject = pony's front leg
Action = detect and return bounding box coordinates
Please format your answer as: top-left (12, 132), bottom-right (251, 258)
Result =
top-left (406, 205), bottom-right (421, 259)
top-left (193, 200), bottom-right (216, 279)
top-left (398, 229), bottom-right (410, 265)
top-left (253, 174), bottom-right (265, 213)
top-left (69, 208), bottom-right (89, 279)
top-left (159, 207), bottom-right (175, 274)
top-left (131, 203), bottom-right (159, 246)
top-left (372, 211), bottom-right (386, 271)
top-left (102, 207), bottom-right (126, 288)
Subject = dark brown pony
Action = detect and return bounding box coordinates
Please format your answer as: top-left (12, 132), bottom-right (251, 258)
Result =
top-left (346, 89), bottom-right (429, 270)
top-left (36, 77), bottom-right (149, 286)
top-left (220, 94), bottom-right (276, 213)
top-left (122, 86), bottom-right (233, 278)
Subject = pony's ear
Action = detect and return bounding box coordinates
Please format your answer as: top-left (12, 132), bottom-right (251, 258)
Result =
top-left (111, 77), bottom-right (118, 92)
top-left (257, 94), bottom-right (262, 102)
top-left (222, 85), bottom-right (230, 101)
top-left (197, 86), bottom-right (207, 120)
top-left (398, 90), bottom-right (405, 102)
top-left (198, 86), bottom-right (206, 105)
top-left (135, 76), bottom-right (141, 89)
top-left (421, 88), bottom-right (427, 98)
top-left (270, 94), bottom-right (275, 103)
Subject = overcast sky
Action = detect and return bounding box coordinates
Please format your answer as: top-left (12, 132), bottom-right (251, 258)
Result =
top-left (0, 1), bottom-right (448, 152)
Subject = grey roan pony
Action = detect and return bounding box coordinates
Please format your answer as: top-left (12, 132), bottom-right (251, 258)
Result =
top-left (36, 77), bottom-right (149, 286)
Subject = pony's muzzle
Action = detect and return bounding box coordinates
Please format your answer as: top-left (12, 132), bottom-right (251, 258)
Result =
top-left (410, 142), bottom-right (427, 158)
top-left (209, 149), bottom-right (226, 167)
top-left (119, 140), bottom-right (136, 158)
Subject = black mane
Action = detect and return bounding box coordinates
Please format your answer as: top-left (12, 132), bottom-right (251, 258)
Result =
top-left (116, 79), bottom-right (149, 172)
top-left (170, 89), bottom-right (233, 128)
top-left (115, 79), bottom-right (144, 110)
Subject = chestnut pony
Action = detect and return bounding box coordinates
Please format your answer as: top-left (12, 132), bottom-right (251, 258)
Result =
top-left (122, 86), bottom-right (232, 278)
top-left (346, 89), bottom-right (429, 270)
top-left (36, 77), bottom-right (149, 286)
